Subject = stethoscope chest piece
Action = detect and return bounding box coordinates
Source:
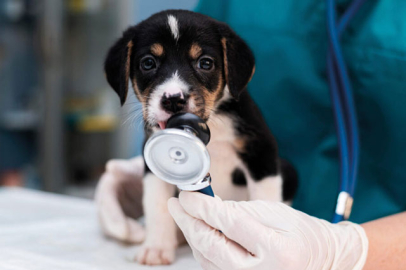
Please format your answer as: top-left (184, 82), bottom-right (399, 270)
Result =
top-left (144, 113), bottom-right (212, 192)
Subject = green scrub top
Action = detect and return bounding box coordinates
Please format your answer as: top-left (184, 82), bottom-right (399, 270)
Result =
top-left (196, 0), bottom-right (406, 223)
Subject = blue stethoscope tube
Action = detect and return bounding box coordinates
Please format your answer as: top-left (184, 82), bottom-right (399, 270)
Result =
top-left (198, 185), bottom-right (215, 197)
top-left (326, 0), bottom-right (366, 222)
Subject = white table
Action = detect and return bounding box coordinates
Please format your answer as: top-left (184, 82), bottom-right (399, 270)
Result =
top-left (0, 188), bottom-right (200, 270)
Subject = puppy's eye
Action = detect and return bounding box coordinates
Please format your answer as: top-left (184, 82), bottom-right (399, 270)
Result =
top-left (141, 57), bottom-right (156, 71)
top-left (198, 57), bottom-right (214, 70)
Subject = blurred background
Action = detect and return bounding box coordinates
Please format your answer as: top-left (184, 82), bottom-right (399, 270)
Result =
top-left (0, 0), bottom-right (198, 198)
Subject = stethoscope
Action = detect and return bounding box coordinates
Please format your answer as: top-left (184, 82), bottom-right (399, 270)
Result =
top-left (144, 113), bottom-right (215, 197)
top-left (144, 0), bottom-right (366, 222)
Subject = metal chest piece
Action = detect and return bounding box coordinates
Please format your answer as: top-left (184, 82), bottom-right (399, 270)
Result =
top-left (144, 113), bottom-right (211, 191)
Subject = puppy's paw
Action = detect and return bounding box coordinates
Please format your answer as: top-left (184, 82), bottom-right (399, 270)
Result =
top-left (136, 245), bottom-right (176, 265)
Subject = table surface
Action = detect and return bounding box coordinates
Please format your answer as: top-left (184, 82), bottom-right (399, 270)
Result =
top-left (0, 188), bottom-right (200, 270)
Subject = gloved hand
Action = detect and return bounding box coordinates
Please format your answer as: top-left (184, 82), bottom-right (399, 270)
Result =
top-left (95, 156), bottom-right (145, 243)
top-left (168, 191), bottom-right (368, 270)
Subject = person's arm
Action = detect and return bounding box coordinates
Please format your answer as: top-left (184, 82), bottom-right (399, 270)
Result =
top-left (362, 212), bottom-right (406, 270)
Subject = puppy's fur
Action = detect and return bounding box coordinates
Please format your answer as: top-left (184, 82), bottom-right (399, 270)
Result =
top-left (105, 10), bottom-right (298, 265)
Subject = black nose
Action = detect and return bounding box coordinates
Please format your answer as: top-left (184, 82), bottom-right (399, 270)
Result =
top-left (161, 93), bottom-right (186, 113)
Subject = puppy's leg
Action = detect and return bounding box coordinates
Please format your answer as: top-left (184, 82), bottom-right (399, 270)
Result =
top-left (136, 172), bottom-right (178, 265)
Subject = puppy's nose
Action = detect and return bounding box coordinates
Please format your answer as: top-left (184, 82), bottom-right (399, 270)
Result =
top-left (161, 93), bottom-right (186, 113)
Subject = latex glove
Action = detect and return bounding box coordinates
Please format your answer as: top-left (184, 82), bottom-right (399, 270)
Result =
top-left (95, 156), bottom-right (145, 243)
top-left (168, 192), bottom-right (368, 270)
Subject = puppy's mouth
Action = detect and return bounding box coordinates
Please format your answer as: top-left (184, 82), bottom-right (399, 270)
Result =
top-left (156, 121), bottom-right (167, 130)
top-left (151, 108), bottom-right (209, 130)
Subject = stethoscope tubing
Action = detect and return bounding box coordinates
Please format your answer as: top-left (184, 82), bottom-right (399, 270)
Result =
top-left (327, 0), bottom-right (366, 222)
top-left (198, 185), bottom-right (215, 197)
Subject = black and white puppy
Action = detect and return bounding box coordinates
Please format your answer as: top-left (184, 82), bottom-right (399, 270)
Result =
top-left (104, 10), bottom-right (298, 265)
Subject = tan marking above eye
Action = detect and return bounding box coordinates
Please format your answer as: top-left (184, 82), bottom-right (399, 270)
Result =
top-left (189, 43), bottom-right (203, 59)
top-left (151, 43), bottom-right (164, 56)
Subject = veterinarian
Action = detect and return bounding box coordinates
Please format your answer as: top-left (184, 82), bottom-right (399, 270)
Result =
top-left (96, 0), bottom-right (406, 269)
top-left (167, 1), bottom-right (405, 269)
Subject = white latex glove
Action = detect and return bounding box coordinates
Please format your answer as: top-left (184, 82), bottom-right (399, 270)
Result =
top-left (95, 156), bottom-right (145, 243)
top-left (168, 191), bottom-right (368, 270)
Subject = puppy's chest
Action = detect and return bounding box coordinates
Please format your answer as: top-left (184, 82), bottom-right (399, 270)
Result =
top-left (207, 114), bottom-right (238, 159)
top-left (207, 115), bottom-right (248, 201)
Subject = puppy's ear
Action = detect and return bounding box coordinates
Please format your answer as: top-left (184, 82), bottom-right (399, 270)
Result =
top-left (219, 24), bottom-right (255, 99)
top-left (104, 28), bottom-right (136, 105)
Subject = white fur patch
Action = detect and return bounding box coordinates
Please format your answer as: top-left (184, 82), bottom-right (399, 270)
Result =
top-left (246, 174), bottom-right (283, 202)
top-left (188, 97), bottom-right (196, 112)
top-left (207, 141), bottom-right (249, 201)
top-left (216, 85), bottom-right (232, 108)
top-left (167, 15), bottom-right (179, 41)
top-left (208, 114), bottom-right (236, 142)
top-left (147, 71), bottom-right (189, 125)
top-left (206, 114), bottom-right (249, 201)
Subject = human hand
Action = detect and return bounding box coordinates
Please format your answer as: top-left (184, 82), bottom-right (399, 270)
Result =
top-left (95, 156), bottom-right (145, 243)
top-left (168, 192), bottom-right (368, 270)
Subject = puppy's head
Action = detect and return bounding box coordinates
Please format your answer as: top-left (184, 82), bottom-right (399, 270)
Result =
top-left (105, 10), bottom-right (255, 129)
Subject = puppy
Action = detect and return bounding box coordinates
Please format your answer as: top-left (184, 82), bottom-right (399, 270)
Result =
top-left (104, 10), bottom-right (298, 265)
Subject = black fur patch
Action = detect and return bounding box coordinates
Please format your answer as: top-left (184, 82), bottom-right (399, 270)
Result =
top-left (232, 168), bottom-right (247, 186)
top-left (217, 90), bottom-right (279, 181)
top-left (280, 159), bottom-right (299, 201)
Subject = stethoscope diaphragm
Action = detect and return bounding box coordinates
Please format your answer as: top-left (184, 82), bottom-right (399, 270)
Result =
top-left (144, 128), bottom-right (211, 187)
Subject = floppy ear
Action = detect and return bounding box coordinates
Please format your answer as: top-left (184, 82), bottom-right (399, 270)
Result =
top-left (219, 24), bottom-right (255, 99)
top-left (104, 28), bottom-right (136, 105)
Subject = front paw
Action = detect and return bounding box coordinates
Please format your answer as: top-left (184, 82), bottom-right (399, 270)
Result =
top-left (136, 244), bottom-right (176, 265)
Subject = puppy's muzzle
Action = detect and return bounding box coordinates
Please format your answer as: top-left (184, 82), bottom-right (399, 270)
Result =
top-left (161, 93), bottom-right (187, 113)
